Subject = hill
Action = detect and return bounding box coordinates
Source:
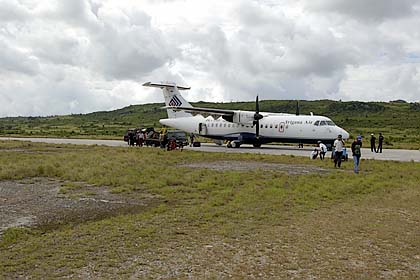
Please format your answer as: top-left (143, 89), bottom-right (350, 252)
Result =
top-left (0, 100), bottom-right (419, 149)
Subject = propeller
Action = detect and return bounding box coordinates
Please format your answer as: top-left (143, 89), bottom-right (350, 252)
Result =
top-left (253, 95), bottom-right (264, 138)
top-left (296, 100), bottom-right (300, 115)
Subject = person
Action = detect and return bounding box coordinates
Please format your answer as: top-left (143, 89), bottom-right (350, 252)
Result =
top-left (128, 131), bottom-right (135, 147)
top-left (167, 136), bottom-right (177, 151)
top-left (333, 134), bottom-right (345, 168)
top-left (310, 148), bottom-right (319, 159)
top-left (143, 131), bottom-right (148, 146)
top-left (351, 136), bottom-right (362, 173)
top-left (298, 143), bottom-right (303, 148)
top-left (137, 131), bottom-right (144, 147)
top-left (318, 141), bottom-right (327, 160)
top-left (370, 133), bottom-right (376, 152)
top-left (377, 133), bottom-right (384, 153)
top-left (159, 127), bottom-right (168, 149)
top-left (189, 133), bottom-right (195, 147)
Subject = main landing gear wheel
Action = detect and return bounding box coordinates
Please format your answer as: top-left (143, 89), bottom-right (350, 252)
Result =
top-left (253, 142), bottom-right (261, 148)
top-left (231, 141), bottom-right (240, 148)
top-left (227, 141), bottom-right (241, 148)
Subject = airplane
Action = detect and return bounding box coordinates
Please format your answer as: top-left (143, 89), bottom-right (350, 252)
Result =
top-left (143, 81), bottom-right (349, 149)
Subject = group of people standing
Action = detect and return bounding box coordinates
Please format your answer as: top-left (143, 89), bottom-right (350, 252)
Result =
top-left (312, 132), bottom-right (385, 174)
top-left (332, 134), bottom-right (363, 173)
top-left (370, 133), bottom-right (384, 153)
top-left (128, 130), bottom-right (146, 147)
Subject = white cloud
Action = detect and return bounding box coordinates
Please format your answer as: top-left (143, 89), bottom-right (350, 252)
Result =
top-left (0, 0), bottom-right (419, 117)
top-left (306, 0), bottom-right (417, 22)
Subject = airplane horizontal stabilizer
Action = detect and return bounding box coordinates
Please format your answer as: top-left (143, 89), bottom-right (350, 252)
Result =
top-left (143, 82), bottom-right (191, 91)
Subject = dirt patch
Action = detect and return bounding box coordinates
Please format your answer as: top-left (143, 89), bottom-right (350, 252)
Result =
top-left (181, 160), bottom-right (331, 175)
top-left (0, 178), bottom-right (160, 236)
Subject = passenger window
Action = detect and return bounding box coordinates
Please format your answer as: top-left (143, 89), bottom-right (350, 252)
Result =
top-left (260, 124), bottom-right (263, 128)
top-left (314, 121), bottom-right (319, 126)
top-left (275, 124), bottom-right (278, 129)
top-left (320, 121), bottom-right (326, 126)
top-left (224, 123), bottom-right (226, 127)
top-left (265, 124), bottom-right (268, 128)
top-left (270, 124), bottom-right (273, 128)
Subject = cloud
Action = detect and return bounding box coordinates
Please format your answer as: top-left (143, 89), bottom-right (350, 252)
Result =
top-left (0, 0), bottom-right (419, 117)
top-left (0, 0), bottom-right (31, 22)
top-left (0, 40), bottom-right (40, 75)
top-left (306, 0), bottom-right (417, 22)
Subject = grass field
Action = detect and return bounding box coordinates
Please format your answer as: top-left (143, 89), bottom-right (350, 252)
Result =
top-left (0, 140), bottom-right (419, 278)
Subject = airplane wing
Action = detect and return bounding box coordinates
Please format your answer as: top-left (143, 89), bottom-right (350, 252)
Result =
top-left (164, 106), bottom-right (235, 116)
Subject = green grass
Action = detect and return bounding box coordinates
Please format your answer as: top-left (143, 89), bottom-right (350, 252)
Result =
top-left (0, 140), bottom-right (419, 278)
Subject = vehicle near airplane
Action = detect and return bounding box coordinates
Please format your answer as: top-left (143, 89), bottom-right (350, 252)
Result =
top-left (143, 82), bottom-right (349, 149)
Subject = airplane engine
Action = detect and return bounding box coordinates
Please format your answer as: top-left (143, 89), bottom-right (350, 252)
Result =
top-left (223, 111), bottom-right (255, 125)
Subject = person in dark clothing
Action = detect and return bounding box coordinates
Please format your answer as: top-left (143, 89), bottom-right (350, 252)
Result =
top-left (370, 133), bottom-right (376, 152)
top-left (189, 133), bottom-right (195, 147)
top-left (128, 131), bottom-right (135, 147)
top-left (377, 133), bottom-right (384, 153)
top-left (351, 136), bottom-right (362, 173)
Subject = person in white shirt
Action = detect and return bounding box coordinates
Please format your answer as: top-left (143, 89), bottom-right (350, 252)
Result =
top-left (318, 141), bottom-right (327, 160)
top-left (333, 134), bottom-right (345, 168)
top-left (310, 148), bottom-right (319, 159)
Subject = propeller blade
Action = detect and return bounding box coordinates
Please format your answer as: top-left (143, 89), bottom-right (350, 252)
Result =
top-left (254, 95), bottom-right (262, 138)
top-left (256, 121), bottom-right (259, 138)
top-left (296, 100), bottom-right (300, 115)
top-left (254, 95), bottom-right (263, 121)
top-left (256, 95), bottom-right (259, 113)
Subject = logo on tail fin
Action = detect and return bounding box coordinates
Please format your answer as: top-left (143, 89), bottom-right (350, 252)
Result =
top-left (169, 95), bottom-right (182, 107)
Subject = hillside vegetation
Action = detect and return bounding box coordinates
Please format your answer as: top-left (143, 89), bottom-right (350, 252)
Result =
top-left (0, 100), bottom-right (419, 149)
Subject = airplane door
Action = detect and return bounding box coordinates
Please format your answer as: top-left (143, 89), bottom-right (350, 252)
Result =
top-left (199, 123), bottom-right (207, 136)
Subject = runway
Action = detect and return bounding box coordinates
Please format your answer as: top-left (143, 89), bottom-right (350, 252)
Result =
top-left (1, 137), bottom-right (420, 162)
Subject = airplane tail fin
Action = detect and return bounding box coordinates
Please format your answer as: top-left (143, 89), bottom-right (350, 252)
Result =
top-left (143, 82), bottom-right (193, 119)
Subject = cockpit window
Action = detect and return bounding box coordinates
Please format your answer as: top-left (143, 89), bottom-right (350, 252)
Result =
top-left (314, 121), bottom-right (320, 126)
top-left (320, 121), bottom-right (327, 126)
top-left (326, 120), bottom-right (335, 126)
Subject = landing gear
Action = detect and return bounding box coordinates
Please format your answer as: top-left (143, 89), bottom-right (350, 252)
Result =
top-left (227, 141), bottom-right (241, 148)
top-left (253, 142), bottom-right (261, 148)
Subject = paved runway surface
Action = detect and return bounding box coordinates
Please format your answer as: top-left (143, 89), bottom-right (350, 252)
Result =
top-left (2, 137), bottom-right (420, 162)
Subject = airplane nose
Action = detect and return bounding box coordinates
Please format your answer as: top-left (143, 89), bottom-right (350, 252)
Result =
top-left (340, 128), bottom-right (350, 140)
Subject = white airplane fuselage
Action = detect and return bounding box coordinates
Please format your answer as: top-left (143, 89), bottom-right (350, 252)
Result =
top-left (160, 113), bottom-right (349, 146)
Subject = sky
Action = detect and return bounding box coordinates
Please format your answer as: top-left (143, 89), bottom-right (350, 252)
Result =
top-left (0, 0), bottom-right (419, 117)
